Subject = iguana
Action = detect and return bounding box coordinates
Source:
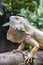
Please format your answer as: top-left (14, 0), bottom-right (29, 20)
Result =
top-left (7, 16), bottom-right (43, 63)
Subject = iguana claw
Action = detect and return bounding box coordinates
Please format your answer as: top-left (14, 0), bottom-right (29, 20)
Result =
top-left (24, 53), bottom-right (32, 64)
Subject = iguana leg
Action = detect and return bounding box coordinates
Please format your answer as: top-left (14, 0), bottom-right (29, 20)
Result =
top-left (13, 43), bottom-right (25, 52)
top-left (24, 35), bottom-right (40, 63)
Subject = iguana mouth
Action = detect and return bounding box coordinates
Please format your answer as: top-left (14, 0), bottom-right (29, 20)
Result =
top-left (7, 27), bottom-right (27, 43)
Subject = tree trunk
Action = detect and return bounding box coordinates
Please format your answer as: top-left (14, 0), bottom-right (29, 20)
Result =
top-left (0, 50), bottom-right (30, 65)
top-left (0, 50), bottom-right (43, 65)
top-left (33, 50), bottom-right (43, 65)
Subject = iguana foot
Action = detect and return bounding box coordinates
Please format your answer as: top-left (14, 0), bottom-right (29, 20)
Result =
top-left (24, 53), bottom-right (32, 64)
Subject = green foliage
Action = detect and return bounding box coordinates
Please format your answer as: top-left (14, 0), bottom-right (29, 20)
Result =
top-left (2, 22), bottom-right (10, 27)
top-left (25, 44), bottom-right (32, 50)
top-left (1, 0), bottom-right (43, 30)
top-left (0, 0), bottom-right (2, 2)
top-left (18, 0), bottom-right (43, 30)
top-left (5, 4), bottom-right (12, 12)
top-left (18, 8), bottom-right (27, 17)
top-left (0, 11), bottom-right (3, 16)
top-left (29, 0), bottom-right (43, 29)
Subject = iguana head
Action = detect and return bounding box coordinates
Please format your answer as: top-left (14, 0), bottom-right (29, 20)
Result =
top-left (7, 16), bottom-right (26, 43)
top-left (9, 16), bottom-right (25, 32)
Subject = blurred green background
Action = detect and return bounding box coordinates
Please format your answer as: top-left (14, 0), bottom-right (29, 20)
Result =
top-left (0, 0), bottom-right (43, 52)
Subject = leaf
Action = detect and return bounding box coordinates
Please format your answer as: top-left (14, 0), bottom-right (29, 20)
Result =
top-left (40, 0), bottom-right (43, 6)
top-left (18, 13), bottom-right (26, 17)
top-left (20, 8), bottom-right (26, 14)
top-left (29, 45), bottom-right (32, 50)
top-left (18, 8), bottom-right (26, 17)
top-left (38, 18), bottom-right (43, 21)
top-left (2, 22), bottom-right (10, 27)
top-left (32, 1), bottom-right (37, 6)
top-left (29, 13), bottom-right (37, 22)
top-left (37, 8), bottom-right (41, 16)
top-left (38, 22), bottom-right (43, 26)
top-left (25, 44), bottom-right (32, 50)
top-left (0, 11), bottom-right (3, 16)
top-left (5, 4), bottom-right (12, 12)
